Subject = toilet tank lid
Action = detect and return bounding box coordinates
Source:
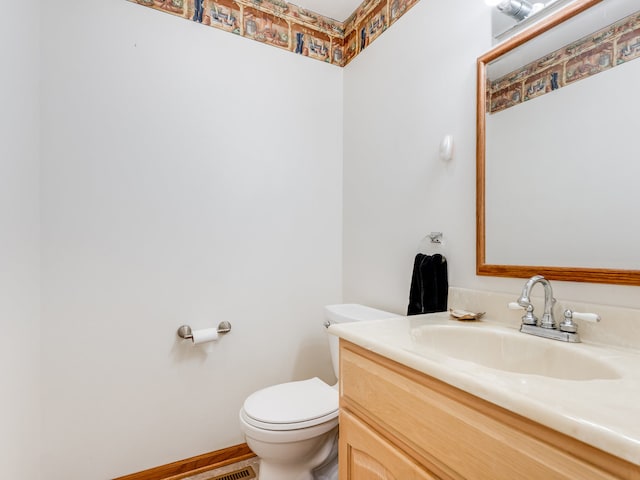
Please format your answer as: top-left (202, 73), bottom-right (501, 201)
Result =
top-left (324, 304), bottom-right (399, 324)
top-left (243, 378), bottom-right (337, 425)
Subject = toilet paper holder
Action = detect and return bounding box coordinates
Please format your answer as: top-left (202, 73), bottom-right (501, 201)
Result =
top-left (177, 321), bottom-right (232, 340)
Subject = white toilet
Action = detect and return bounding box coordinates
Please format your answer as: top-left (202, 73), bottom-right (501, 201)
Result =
top-left (239, 304), bottom-right (398, 480)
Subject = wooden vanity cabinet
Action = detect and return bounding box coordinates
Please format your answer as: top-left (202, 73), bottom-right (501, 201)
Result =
top-left (338, 340), bottom-right (640, 480)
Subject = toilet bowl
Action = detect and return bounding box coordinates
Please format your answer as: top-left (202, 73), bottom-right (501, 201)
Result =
top-left (239, 304), bottom-right (399, 480)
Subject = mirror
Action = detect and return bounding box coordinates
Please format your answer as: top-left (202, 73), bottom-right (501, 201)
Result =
top-left (477, 0), bottom-right (640, 286)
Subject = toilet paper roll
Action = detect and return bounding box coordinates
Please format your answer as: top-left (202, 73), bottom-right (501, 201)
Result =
top-left (191, 328), bottom-right (219, 345)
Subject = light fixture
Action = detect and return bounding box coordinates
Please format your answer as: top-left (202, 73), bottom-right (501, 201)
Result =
top-left (496, 0), bottom-right (534, 21)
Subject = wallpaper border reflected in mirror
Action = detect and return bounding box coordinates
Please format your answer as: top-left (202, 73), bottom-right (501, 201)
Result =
top-left (476, 0), bottom-right (640, 286)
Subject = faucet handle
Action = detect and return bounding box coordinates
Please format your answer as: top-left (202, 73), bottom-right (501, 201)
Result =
top-left (508, 302), bottom-right (537, 325)
top-left (560, 309), bottom-right (601, 333)
top-left (570, 311), bottom-right (601, 323)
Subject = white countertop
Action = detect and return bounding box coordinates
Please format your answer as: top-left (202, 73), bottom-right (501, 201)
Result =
top-left (329, 312), bottom-right (640, 466)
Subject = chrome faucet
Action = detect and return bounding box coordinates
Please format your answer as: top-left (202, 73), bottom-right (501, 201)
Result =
top-left (512, 276), bottom-right (601, 343)
top-left (517, 275), bottom-right (556, 329)
top-left (512, 275), bottom-right (579, 343)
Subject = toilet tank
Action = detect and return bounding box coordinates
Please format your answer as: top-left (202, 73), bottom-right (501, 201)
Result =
top-left (324, 304), bottom-right (399, 380)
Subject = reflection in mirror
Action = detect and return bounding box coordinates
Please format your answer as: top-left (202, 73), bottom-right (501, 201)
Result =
top-left (477, 0), bottom-right (640, 285)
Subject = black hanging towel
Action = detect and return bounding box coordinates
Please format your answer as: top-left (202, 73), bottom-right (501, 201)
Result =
top-left (407, 253), bottom-right (448, 315)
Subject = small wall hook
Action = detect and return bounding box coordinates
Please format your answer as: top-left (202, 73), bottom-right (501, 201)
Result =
top-left (439, 135), bottom-right (454, 162)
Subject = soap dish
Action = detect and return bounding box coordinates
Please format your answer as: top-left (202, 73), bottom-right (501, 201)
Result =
top-left (449, 309), bottom-right (485, 321)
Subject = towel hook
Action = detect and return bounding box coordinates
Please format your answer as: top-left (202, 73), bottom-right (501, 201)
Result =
top-left (418, 232), bottom-right (446, 263)
top-left (428, 232), bottom-right (443, 244)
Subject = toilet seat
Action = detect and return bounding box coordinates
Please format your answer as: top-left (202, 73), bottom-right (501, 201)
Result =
top-left (242, 377), bottom-right (338, 431)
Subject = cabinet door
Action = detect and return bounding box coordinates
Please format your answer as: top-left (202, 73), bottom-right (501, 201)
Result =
top-left (339, 410), bottom-right (438, 480)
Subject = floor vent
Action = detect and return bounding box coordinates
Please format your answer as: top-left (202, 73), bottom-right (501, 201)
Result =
top-left (206, 466), bottom-right (256, 480)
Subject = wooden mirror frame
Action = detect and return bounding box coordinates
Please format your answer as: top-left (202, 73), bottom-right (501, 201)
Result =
top-left (476, 0), bottom-right (640, 286)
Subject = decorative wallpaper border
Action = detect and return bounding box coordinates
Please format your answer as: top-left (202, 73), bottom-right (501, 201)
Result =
top-left (489, 9), bottom-right (640, 113)
top-left (128, 0), bottom-right (420, 67)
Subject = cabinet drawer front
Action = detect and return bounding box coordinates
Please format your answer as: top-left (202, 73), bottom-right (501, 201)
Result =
top-left (340, 409), bottom-right (439, 480)
top-left (341, 344), bottom-right (624, 480)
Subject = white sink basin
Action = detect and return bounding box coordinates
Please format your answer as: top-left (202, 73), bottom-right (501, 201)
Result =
top-left (409, 324), bottom-right (621, 381)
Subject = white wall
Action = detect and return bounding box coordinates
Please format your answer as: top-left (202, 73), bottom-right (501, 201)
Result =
top-left (0, 0), bottom-right (41, 478)
top-left (343, 0), bottom-right (491, 313)
top-left (40, 1), bottom-right (343, 478)
top-left (343, 0), bottom-right (640, 313)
